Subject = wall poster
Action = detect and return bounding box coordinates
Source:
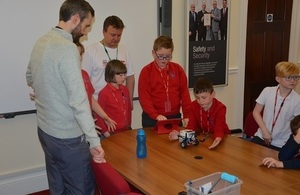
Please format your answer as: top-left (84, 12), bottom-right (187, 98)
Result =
top-left (187, 0), bottom-right (229, 87)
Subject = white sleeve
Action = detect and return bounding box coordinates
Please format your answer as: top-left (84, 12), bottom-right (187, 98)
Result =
top-left (125, 50), bottom-right (134, 77)
top-left (81, 46), bottom-right (94, 77)
top-left (256, 87), bottom-right (269, 105)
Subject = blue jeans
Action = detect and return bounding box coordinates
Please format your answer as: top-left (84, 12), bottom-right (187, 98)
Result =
top-left (38, 127), bottom-right (95, 195)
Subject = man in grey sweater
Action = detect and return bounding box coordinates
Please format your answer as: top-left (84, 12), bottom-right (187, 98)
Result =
top-left (26, 0), bottom-right (104, 194)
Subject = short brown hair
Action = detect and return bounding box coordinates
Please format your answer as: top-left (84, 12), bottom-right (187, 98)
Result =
top-left (59, 0), bottom-right (94, 22)
top-left (193, 77), bottom-right (214, 94)
top-left (103, 15), bottom-right (125, 32)
top-left (105, 60), bottom-right (127, 83)
top-left (153, 35), bottom-right (174, 52)
top-left (290, 115), bottom-right (300, 136)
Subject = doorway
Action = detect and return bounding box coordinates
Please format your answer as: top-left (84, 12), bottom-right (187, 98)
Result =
top-left (243, 0), bottom-right (293, 120)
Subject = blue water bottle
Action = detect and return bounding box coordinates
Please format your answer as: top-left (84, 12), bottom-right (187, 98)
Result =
top-left (136, 129), bottom-right (147, 158)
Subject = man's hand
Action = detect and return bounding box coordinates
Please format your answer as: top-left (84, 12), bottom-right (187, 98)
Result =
top-left (29, 93), bottom-right (36, 101)
top-left (90, 145), bottom-right (106, 163)
top-left (29, 86), bottom-right (35, 101)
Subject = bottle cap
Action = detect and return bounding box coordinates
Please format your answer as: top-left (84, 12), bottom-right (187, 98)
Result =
top-left (221, 172), bottom-right (238, 183)
top-left (138, 129), bottom-right (145, 135)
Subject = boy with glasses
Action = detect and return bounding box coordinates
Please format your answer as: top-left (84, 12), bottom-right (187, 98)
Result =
top-left (252, 61), bottom-right (300, 150)
top-left (138, 35), bottom-right (191, 128)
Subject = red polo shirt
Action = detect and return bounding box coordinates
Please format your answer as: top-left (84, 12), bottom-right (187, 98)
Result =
top-left (96, 83), bottom-right (131, 133)
top-left (187, 98), bottom-right (230, 139)
top-left (81, 70), bottom-right (94, 109)
top-left (138, 61), bottom-right (191, 119)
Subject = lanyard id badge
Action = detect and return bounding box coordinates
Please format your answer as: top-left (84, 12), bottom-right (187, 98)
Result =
top-left (156, 64), bottom-right (171, 113)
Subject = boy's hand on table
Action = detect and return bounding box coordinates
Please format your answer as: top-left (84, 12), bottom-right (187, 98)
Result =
top-left (208, 137), bottom-right (222, 149)
top-left (262, 157), bottom-right (283, 168)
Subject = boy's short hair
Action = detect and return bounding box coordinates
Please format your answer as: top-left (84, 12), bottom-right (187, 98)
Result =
top-left (105, 60), bottom-right (127, 83)
top-left (103, 15), bottom-right (125, 32)
top-left (153, 35), bottom-right (174, 52)
top-left (275, 61), bottom-right (300, 77)
top-left (193, 77), bottom-right (214, 94)
top-left (290, 115), bottom-right (300, 136)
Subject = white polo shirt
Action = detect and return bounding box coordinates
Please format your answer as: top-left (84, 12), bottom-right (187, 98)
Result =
top-left (254, 86), bottom-right (300, 147)
top-left (82, 42), bottom-right (134, 99)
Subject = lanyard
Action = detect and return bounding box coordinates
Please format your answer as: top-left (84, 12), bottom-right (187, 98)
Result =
top-left (200, 108), bottom-right (210, 134)
top-left (101, 42), bottom-right (118, 61)
top-left (271, 87), bottom-right (292, 133)
top-left (199, 108), bottom-right (210, 142)
top-left (109, 85), bottom-right (127, 118)
top-left (155, 64), bottom-right (169, 100)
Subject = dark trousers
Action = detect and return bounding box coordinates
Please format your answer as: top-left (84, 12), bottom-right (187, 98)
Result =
top-left (142, 112), bottom-right (182, 128)
top-left (38, 127), bottom-right (95, 195)
top-left (189, 31), bottom-right (197, 41)
top-left (198, 28), bottom-right (207, 41)
top-left (251, 136), bottom-right (281, 151)
top-left (220, 28), bottom-right (227, 40)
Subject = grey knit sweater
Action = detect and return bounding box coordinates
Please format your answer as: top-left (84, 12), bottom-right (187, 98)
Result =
top-left (26, 27), bottom-right (100, 148)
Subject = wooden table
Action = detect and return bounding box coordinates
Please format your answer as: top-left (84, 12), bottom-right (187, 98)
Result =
top-left (101, 129), bottom-right (300, 195)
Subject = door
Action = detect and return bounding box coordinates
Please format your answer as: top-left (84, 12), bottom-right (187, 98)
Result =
top-left (244, 0), bottom-right (293, 121)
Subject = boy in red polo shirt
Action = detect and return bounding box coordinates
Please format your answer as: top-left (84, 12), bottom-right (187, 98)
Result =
top-left (138, 35), bottom-right (191, 128)
top-left (169, 77), bottom-right (230, 149)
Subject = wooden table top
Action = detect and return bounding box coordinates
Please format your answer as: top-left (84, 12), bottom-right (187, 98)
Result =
top-left (101, 129), bottom-right (300, 195)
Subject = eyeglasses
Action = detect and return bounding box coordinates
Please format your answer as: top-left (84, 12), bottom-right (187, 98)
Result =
top-left (155, 53), bottom-right (172, 61)
top-left (283, 76), bottom-right (300, 81)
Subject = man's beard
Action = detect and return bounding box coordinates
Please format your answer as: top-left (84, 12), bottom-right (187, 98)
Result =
top-left (72, 23), bottom-right (83, 42)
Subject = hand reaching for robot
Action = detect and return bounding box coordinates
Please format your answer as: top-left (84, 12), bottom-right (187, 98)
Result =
top-left (208, 137), bottom-right (222, 149)
top-left (169, 130), bottom-right (179, 140)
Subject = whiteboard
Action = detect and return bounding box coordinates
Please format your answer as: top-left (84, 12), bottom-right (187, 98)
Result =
top-left (0, 0), bottom-right (158, 114)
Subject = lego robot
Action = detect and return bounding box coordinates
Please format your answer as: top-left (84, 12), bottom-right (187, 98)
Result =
top-left (178, 129), bottom-right (199, 148)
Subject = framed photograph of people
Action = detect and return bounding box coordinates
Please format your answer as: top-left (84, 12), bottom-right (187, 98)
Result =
top-left (187, 0), bottom-right (229, 87)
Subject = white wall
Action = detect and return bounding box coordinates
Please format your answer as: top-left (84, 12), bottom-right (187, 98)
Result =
top-left (0, 0), bottom-right (157, 114)
top-left (1, 0), bottom-right (300, 194)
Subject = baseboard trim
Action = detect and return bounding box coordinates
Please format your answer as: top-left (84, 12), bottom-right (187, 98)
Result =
top-left (230, 128), bottom-right (243, 134)
top-left (0, 166), bottom-right (48, 195)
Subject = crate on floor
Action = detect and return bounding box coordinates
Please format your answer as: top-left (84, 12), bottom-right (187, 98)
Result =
top-left (184, 172), bottom-right (242, 195)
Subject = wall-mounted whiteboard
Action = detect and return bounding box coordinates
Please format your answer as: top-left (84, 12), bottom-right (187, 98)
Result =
top-left (0, 0), bottom-right (158, 114)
